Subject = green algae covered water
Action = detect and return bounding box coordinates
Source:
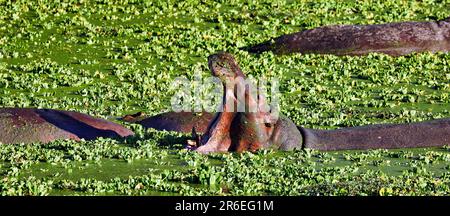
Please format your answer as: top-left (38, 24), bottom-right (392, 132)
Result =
top-left (0, 0), bottom-right (449, 195)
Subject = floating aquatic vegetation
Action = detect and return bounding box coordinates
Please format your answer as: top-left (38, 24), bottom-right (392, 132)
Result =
top-left (0, 0), bottom-right (449, 196)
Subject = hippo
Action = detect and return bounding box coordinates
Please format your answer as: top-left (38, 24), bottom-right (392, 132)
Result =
top-left (124, 52), bottom-right (450, 153)
top-left (245, 16), bottom-right (450, 56)
top-left (121, 111), bottom-right (214, 134)
top-left (0, 108), bottom-right (134, 144)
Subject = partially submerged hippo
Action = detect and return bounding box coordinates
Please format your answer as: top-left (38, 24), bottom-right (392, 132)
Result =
top-left (121, 111), bottom-right (214, 134)
top-left (0, 108), bottom-right (134, 144)
top-left (125, 52), bottom-right (450, 153)
top-left (245, 16), bottom-right (450, 56)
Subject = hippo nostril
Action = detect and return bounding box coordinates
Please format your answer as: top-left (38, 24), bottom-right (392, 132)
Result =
top-left (265, 123), bottom-right (272, 128)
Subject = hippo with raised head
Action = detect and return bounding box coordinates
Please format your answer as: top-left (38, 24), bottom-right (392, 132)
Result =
top-left (0, 108), bottom-right (134, 144)
top-left (124, 52), bottom-right (450, 153)
top-left (245, 16), bottom-right (450, 56)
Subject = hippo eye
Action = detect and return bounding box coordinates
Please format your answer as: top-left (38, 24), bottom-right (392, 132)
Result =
top-left (264, 123), bottom-right (272, 128)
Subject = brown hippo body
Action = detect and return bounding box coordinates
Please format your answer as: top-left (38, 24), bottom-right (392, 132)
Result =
top-left (121, 111), bottom-right (214, 134)
top-left (301, 118), bottom-right (450, 151)
top-left (246, 17), bottom-right (450, 56)
top-left (126, 52), bottom-right (450, 153)
top-left (0, 108), bottom-right (134, 144)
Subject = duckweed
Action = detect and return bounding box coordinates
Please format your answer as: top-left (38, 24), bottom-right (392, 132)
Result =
top-left (0, 0), bottom-right (449, 195)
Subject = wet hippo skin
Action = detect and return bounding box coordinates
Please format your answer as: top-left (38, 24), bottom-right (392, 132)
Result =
top-left (120, 111), bottom-right (214, 134)
top-left (0, 108), bottom-right (134, 144)
top-left (245, 16), bottom-right (450, 56)
top-left (300, 118), bottom-right (450, 150)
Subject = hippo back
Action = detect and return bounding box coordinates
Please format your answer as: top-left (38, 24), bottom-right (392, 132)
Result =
top-left (136, 112), bottom-right (214, 133)
top-left (0, 108), bottom-right (134, 144)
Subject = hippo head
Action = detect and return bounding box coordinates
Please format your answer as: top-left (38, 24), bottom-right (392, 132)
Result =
top-left (195, 52), bottom-right (303, 153)
top-left (208, 52), bottom-right (245, 79)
